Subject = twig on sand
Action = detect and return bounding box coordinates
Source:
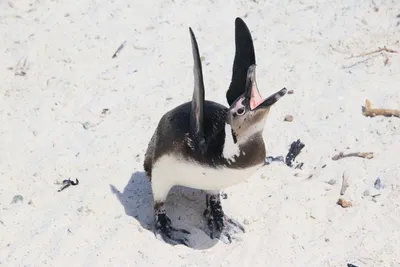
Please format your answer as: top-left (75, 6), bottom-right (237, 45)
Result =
top-left (332, 152), bottom-right (374, 161)
top-left (341, 46), bottom-right (398, 68)
top-left (340, 171), bottom-right (349, 195)
top-left (112, 40), bottom-right (127, 58)
top-left (384, 55), bottom-right (390, 65)
top-left (345, 46), bottom-right (398, 59)
top-left (342, 54), bottom-right (380, 69)
top-left (65, 120), bottom-right (104, 130)
top-left (363, 99), bottom-right (400, 118)
top-left (330, 44), bottom-right (348, 54)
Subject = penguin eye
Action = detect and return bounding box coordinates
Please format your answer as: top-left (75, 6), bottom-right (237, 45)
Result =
top-left (236, 107), bottom-right (245, 116)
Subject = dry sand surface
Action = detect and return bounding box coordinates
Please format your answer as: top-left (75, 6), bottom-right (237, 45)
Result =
top-left (1, 0), bottom-right (400, 266)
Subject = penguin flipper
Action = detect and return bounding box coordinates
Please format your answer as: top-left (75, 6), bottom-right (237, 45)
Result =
top-left (226, 17), bottom-right (256, 106)
top-left (188, 27), bottom-right (207, 154)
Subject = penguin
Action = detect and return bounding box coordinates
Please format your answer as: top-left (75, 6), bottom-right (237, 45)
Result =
top-left (143, 17), bottom-right (287, 246)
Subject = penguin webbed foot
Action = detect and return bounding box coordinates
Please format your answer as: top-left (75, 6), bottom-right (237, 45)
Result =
top-left (154, 208), bottom-right (191, 246)
top-left (203, 193), bottom-right (245, 244)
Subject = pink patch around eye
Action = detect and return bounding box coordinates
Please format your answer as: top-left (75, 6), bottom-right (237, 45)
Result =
top-left (235, 98), bottom-right (244, 109)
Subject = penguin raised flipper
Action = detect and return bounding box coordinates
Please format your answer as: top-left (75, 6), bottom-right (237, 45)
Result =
top-left (188, 27), bottom-right (207, 155)
top-left (226, 17), bottom-right (256, 106)
top-left (143, 18), bottom-right (286, 247)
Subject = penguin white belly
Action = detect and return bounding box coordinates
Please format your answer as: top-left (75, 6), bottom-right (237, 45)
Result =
top-left (152, 154), bottom-right (262, 195)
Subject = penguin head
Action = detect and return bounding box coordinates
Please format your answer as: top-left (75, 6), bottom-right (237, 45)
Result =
top-left (226, 64), bottom-right (287, 143)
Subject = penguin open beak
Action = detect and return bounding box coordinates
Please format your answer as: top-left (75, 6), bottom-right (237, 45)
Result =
top-left (244, 65), bottom-right (287, 110)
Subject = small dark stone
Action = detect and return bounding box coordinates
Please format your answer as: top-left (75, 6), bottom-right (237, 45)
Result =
top-left (374, 177), bottom-right (384, 190)
top-left (82, 122), bottom-right (90, 129)
top-left (11, 195), bottom-right (23, 204)
top-left (327, 179), bottom-right (336, 185)
top-left (284, 115), bottom-right (293, 122)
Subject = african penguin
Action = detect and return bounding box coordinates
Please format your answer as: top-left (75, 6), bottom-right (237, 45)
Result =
top-left (143, 17), bottom-right (287, 246)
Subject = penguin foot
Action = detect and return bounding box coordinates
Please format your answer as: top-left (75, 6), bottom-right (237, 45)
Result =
top-left (154, 205), bottom-right (190, 246)
top-left (204, 193), bottom-right (245, 244)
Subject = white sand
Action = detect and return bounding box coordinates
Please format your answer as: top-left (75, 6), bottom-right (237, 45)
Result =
top-left (1, 0), bottom-right (400, 266)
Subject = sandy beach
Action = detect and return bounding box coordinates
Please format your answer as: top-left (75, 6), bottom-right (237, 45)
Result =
top-left (1, 0), bottom-right (400, 266)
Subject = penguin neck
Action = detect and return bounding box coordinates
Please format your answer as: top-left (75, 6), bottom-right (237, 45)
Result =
top-left (222, 123), bottom-right (266, 165)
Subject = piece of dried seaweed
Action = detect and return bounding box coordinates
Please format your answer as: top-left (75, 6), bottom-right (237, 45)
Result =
top-left (285, 139), bottom-right (305, 167)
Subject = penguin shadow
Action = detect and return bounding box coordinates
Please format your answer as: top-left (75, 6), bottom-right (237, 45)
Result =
top-left (109, 171), bottom-right (220, 249)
